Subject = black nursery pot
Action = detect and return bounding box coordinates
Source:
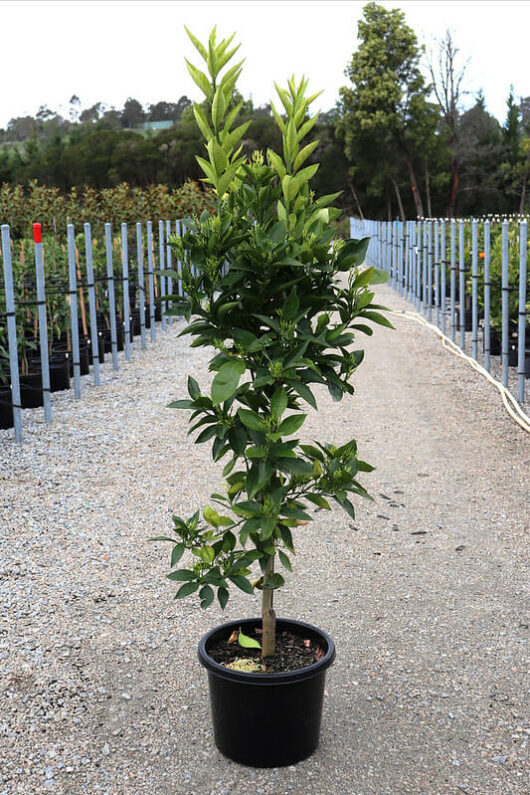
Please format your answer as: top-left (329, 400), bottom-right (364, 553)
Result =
top-left (0, 385), bottom-right (13, 429)
top-left (198, 617), bottom-right (336, 768)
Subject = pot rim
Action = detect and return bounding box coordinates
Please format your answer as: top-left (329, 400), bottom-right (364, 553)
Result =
top-left (198, 616), bottom-right (335, 684)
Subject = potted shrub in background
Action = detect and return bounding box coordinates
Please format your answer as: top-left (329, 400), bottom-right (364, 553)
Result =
top-left (153, 27), bottom-right (392, 768)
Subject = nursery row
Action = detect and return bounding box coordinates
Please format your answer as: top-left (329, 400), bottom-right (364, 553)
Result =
top-left (352, 217), bottom-right (530, 404)
top-left (0, 219), bottom-right (185, 441)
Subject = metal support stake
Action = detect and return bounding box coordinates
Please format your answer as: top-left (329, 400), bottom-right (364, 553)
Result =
top-left (471, 220), bottom-right (479, 361)
top-left (121, 223), bottom-right (131, 361)
top-left (67, 224), bottom-right (81, 400)
top-left (517, 220), bottom-right (527, 404)
top-left (459, 220), bottom-right (465, 351)
top-left (427, 220), bottom-right (433, 322)
top-left (450, 220), bottom-right (456, 343)
top-left (159, 220), bottom-right (167, 332)
top-left (136, 223), bottom-right (147, 350)
top-left (501, 221), bottom-right (509, 387)
top-left (484, 221), bottom-right (491, 373)
top-left (105, 223), bottom-right (119, 371)
top-left (147, 221), bottom-right (156, 341)
top-left (33, 224), bottom-right (51, 423)
top-left (440, 220), bottom-right (446, 335)
top-left (84, 223), bottom-right (101, 386)
top-left (166, 219), bottom-right (173, 324)
top-left (1, 224), bottom-right (22, 441)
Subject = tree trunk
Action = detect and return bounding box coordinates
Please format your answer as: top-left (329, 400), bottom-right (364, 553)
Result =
top-left (386, 191), bottom-right (392, 222)
top-left (391, 177), bottom-right (406, 222)
top-left (519, 170), bottom-right (528, 214)
top-left (348, 181), bottom-right (364, 220)
top-left (446, 158), bottom-right (459, 218)
top-left (261, 555), bottom-right (276, 658)
top-left (425, 163), bottom-right (432, 217)
top-left (405, 153), bottom-right (425, 217)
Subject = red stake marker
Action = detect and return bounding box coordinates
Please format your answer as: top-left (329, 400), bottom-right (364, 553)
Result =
top-left (33, 223), bottom-right (42, 243)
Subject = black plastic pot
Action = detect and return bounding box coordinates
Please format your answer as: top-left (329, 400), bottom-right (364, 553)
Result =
top-left (19, 371), bottom-right (44, 409)
top-left (49, 356), bottom-right (70, 392)
top-left (0, 385), bottom-right (13, 429)
top-left (198, 617), bottom-right (335, 768)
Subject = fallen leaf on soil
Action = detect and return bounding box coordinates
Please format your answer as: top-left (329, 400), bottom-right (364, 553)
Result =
top-left (227, 630), bottom-right (238, 644)
top-left (303, 639), bottom-right (311, 647)
top-left (315, 647), bottom-right (324, 661)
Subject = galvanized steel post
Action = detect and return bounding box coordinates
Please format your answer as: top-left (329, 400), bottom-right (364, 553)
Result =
top-left (434, 219), bottom-right (440, 327)
top-left (158, 220), bottom-right (166, 332)
top-left (84, 223), bottom-right (101, 386)
top-left (166, 219), bottom-right (173, 325)
top-left (121, 223), bottom-right (131, 361)
top-left (104, 223), bottom-right (119, 371)
top-left (136, 223), bottom-right (147, 350)
top-left (483, 220), bottom-right (491, 373)
top-left (450, 220), bottom-right (457, 343)
top-left (471, 219), bottom-right (478, 361)
top-left (501, 221), bottom-right (509, 387)
top-left (147, 221), bottom-right (156, 341)
top-left (1, 224), bottom-right (23, 441)
top-left (440, 220), bottom-right (446, 335)
top-left (33, 224), bottom-right (51, 423)
top-left (427, 220), bottom-right (433, 323)
top-left (67, 224), bottom-right (81, 400)
top-left (517, 220), bottom-right (527, 403)
top-left (459, 220), bottom-right (465, 350)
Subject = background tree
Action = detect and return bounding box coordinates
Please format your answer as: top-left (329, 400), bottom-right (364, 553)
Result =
top-left (338, 1), bottom-right (429, 217)
top-left (428, 29), bottom-right (468, 217)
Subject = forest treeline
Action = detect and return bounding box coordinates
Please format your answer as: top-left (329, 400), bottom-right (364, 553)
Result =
top-left (1, 2), bottom-right (529, 221)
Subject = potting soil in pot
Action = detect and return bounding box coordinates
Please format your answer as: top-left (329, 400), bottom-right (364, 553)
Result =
top-left (208, 626), bottom-right (324, 673)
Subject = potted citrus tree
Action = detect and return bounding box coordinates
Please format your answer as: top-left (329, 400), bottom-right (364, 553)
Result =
top-left (153, 26), bottom-right (392, 767)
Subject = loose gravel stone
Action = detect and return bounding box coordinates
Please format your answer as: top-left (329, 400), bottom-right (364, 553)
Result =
top-left (0, 284), bottom-right (528, 794)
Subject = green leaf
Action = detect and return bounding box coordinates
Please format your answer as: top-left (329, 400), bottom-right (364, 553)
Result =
top-left (185, 26), bottom-right (208, 60)
top-left (203, 504), bottom-right (221, 527)
top-left (211, 358), bottom-right (245, 405)
top-left (148, 536), bottom-right (176, 543)
top-left (263, 573), bottom-right (285, 590)
top-left (170, 543), bottom-right (186, 567)
top-left (175, 581), bottom-right (200, 599)
top-left (277, 413), bottom-right (306, 435)
top-left (185, 59), bottom-right (211, 98)
top-left (229, 574), bottom-right (254, 594)
top-left (283, 288), bottom-right (299, 320)
top-left (199, 585), bottom-right (215, 609)
top-left (188, 376), bottom-right (201, 399)
top-left (278, 550), bottom-right (292, 571)
top-left (218, 587), bottom-right (229, 609)
top-left (167, 569), bottom-right (195, 582)
top-left (290, 381), bottom-right (316, 409)
top-left (167, 399), bottom-right (194, 409)
top-left (238, 408), bottom-right (265, 430)
top-left (193, 104), bottom-right (213, 141)
top-left (238, 628), bottom-right (261, 649)
top-left (270, 387), bottom-right (288, 419)
top-left (360, 311), bottom-right (394, 329)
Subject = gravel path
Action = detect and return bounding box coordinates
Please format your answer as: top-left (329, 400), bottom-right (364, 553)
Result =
top-left (1, 283), bottom-right (528, 795)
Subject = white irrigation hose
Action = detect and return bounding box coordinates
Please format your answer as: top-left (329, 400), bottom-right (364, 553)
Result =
top-left (389, 309), bottom-right (530, 435)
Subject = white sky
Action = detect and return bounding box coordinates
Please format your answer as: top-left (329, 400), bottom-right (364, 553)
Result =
top-left (0, 0), bottom-right (528, 129)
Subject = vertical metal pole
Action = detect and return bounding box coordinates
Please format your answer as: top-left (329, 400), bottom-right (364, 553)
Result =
top-left (471, 219), bottom-right (478, 361)
top-left (121, 222), bottom-right (131, 361)
top-left (450, 220), bottom-right (457, 343)
top-left (517, 220), bottom-right (527, 404)
top-left (398, 221), bottom-right (403, 295)
top-left (176, 220), bottom-right (183, 298)
top-left (484, 220), bottom-right (491, 373)
top-left (105, 223), bottom-right (119, 371)
top-left (427, 221), bottom-right (432, 323)
top-left (136, 222), bottom-right (147, 350)
top-left (67, 224), bottom-right (81, 400)
top-left (422, 221), bottom-right (427, 315)
top-left (147, 221), bottom-right (156, 341)
top-left (440, 220), bottom-right (446, 335)
top-left (166, 219), bottom-right (173, 325)
top-left (1, 224), bottom-right (22, 441)
top-left (434, 219), bottom-right (440, 327)
top-left (501, 221), bottom-right (509, 387)
top-left (84, 223), bottom-right (101, 386)
top-left (33, 224), bottom-right (51, 423)
top-left (158, 220), bottom-right (167, 332)
top-left (459, 220), bottom-right (465, 350)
